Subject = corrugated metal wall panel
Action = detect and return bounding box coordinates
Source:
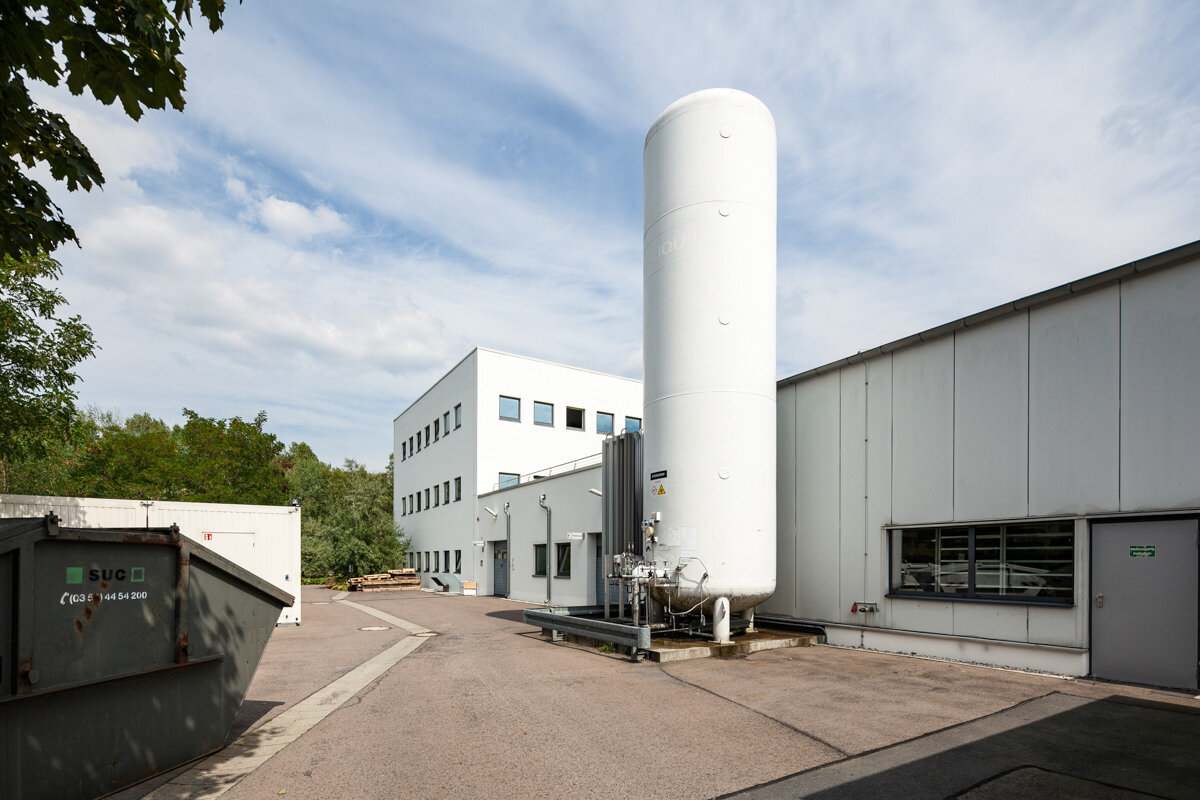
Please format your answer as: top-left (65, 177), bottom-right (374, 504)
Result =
top-left (953, 313), bottom-right (1029, 521)
top-left (1120, 260), bottom-right (1200, 511)
top-left (793, 373), bottom-right (841, 622)
top-left (891, 337), bottom-right (954, 524)
top-left (1028, 285), bottom-right (1120, 516)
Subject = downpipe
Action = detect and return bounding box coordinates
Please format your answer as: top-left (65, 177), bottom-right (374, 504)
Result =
top-left (503, 502), bottom-right (511, 594)
top-left (538, 494), bottom-right (551, 604)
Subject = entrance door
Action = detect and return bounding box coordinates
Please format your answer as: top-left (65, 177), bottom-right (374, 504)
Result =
top-left (1092, 519), bottom-right (1198, 689)
top-left (493, 544), bottom-right (508, 597)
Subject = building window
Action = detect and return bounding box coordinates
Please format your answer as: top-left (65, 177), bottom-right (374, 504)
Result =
top-left (443, 411), bottom-right (450, 434)
top-left (889, 521), bottom-right (1074, 604)
top-left (401, 497), bottom-right (407, 516)
top-left (424, 425), bottom-right (430, 447)
top-left (533, 543), bottom-right (547, 577)
top-left (424, 488), bottom-right (430, 508)
top-left (415, 434), bottom-right (420, 453)
top-left (454, 550), bottom-right (461, 573)
top-left (401, 442), bottom-right (406, 461)
top-left (566, 407), bottom-right (584, 431)
top-left (443, 550), bottom-right (449, 574)
top-left (415, 493), bottom-right (420, 512)
top-left (624, 416), bottom-right (641, 433)
top-left (499, 395), bottom-right (520, 421)
top-left (596, 411), bottom-right (614, 434)
top-left (434, 551), bottom-right (440, 572)
top-left (499, 472), bottom-right (519, 490)
top-left (533, 401), bottom-right (553, 426)
top-left (434, 419), bottom-right (440, 441)
top-left (443, 480), bottom-right (450, 503)
top-left (454, 404), bottom-right (462, 428)
top-left (555, 543), bottom-right (571, 577)
top-left (454, 477), bottom-right (462, 501)
top-left (424, 551), bottom-right (430, 572)
top-left (434, 485), bottom-right (440, 506)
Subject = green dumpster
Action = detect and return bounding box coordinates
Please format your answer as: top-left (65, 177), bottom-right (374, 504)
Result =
top-left (0, 514), bottom-right (293, 800)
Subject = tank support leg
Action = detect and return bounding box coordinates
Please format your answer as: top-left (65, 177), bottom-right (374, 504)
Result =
top-left (713, 596), bottom-right (731, 644)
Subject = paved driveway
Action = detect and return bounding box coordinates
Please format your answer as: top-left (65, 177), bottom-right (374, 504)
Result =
top-left (123, 587), bottom-right (1200, 800)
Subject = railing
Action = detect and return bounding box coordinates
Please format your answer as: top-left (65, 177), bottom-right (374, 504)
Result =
top-left (491, 452), bottom-right (602, 492)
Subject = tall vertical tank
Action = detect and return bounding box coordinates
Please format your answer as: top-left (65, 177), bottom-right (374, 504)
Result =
top-left (643, 89), bottom-right (776, 625)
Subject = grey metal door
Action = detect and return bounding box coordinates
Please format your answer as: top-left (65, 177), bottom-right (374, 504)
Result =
top-left (493, 544), bottom-right (508, 597)
top-left (1092, 519), bottom-right (1198, 689)
top-left (595, 542), bottom-right (603, 604)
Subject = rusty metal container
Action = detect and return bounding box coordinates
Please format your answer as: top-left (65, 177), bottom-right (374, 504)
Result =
top-left (0, 515), bottom-right (293, 800)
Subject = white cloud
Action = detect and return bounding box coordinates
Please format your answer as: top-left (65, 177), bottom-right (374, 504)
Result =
top-left (256, 195), bottom-right (349, 240)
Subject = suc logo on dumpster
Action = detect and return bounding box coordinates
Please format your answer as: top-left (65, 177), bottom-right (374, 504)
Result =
top-left (64, 566), bottom-right (145, 583)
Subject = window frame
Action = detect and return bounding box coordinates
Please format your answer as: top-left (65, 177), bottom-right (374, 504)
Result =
top-left (887, 520), bottom-right (1075, 607)
top-left (401, 442), bottom-right (406, 461)
top-left (443, 480), bottom-right (450, 503)
top-left (554, 542), bottom-right (572, 578)
top-left (424, 488), bottom-right (430, 508)
top-left (415, 493), bottom-right (420, 512)
top-left (424, 426), bottom-right (430, 447)
top-left (533, 543), bottom-right (548, 577)
top-left (596, 411), bottom-right (614, 435)
top-left (433, 551), bottom-right (439, 572)
top-left (454, 550), bottom-right (461, 574)
top-left (533, 401), bottom-right (554, 427)
top-left (499, 395), bottom-right (521, 421)
top-left (454, 403), bottom-right (462, 429)
top-left (624, 416), bottom-right (641, 433)
top-left (434, 419), bottom-right (439, 441)
top-left (454, 477), bottom-right (462, 502)
top-left (498, 472), bottom-right (519, 490)
top-left (433, 485), bottom-right (440, 506)
top-left (565, 406), bottom-right (584, 431)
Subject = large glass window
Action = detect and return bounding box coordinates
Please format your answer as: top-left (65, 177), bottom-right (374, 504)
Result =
top-left (890, 521), bottom-right (1074, 604)
top-left (499, 395), bottom-right (520, 421)
top-left (533, 543), bottom-right (547, 577)
top-left (454, 403), bottom-right (462, 428)
top-left (596, 411), bottom-right (614, 434)
top-left (624, 416), bottom-right (641, 433)
top-left (533, 401), bottom-right (553, 426)
top-left (498, 472), bottom-right (519, 490)
top-left (555, 543), bottom-right (571, 577)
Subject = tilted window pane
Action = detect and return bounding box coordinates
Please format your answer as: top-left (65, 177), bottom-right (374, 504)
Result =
top-left (499, 472), bottom-right (519, 489)
top-left (596, 412), bottom-right (614, 434)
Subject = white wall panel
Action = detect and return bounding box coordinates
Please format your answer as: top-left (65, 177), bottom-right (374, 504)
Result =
top-left (762, 384), bottom-right (799, 617)
top-left (793, 373), bottom-right (842, 622)
top-left (953, 314), bottom-right (1029, 520)
top-left (891, 337), bottom-right (954, 524)
top-left (1120, 260), bottom-right (1200, 510)
top-left (838, 366), bottom-right (867, 620)
top-left (887, 597), bottom-right (954, 635)
top-left (951, 601), bottom-right (1028, 643)
top-left (1028, 287), bottom-right (1120, 516)
top-left (865, 357), bottom-right (894, 607)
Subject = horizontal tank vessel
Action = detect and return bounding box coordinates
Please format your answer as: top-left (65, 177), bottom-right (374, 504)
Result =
top-left (642, 88), bottom-right (777, 641)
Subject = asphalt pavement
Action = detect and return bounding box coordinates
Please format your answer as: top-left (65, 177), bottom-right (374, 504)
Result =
top-left (119, 586), bottom-right (1200, 800)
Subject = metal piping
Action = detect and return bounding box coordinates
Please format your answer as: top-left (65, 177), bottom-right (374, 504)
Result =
top-left (538, 494), bottom-right (551, 604)
top-left (503, 502), bottom-right (511, 597)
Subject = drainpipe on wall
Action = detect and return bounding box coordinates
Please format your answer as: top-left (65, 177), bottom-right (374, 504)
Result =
top-left (503, 502), bottom-right (511, 594)
top-left (539, 494), bottom-right (551, 604)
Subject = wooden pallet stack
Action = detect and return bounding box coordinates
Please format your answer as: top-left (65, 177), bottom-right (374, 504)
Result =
top-left (348, 568), bottom-right (422, 592)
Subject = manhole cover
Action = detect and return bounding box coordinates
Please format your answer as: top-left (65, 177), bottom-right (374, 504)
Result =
top-left (359, 626), bottom-right (390, 631)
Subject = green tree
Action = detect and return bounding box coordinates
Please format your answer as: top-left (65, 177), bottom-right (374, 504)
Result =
top-left (2, 0), bottom-right (232, 260)
top-left (173, 409), bottom-right (288, 504)
top-left (0, 251), bottom-right (96, 485)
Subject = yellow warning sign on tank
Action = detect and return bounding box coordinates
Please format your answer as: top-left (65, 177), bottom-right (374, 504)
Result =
top-left (650, 482), bottom-right (666, 496)
top-left (656, 485), bottom-right (666, 495)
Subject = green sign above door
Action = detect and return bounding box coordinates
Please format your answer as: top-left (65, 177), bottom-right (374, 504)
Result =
top-left (1129, 545), bottom-right (1156, 558)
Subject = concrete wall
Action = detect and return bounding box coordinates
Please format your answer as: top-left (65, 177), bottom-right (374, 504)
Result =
top-left (765, 255), bottom-right (1200, 674)
top-left (476, 466), bottom-right (604, 604)
top-left (0, 494), bottom-right (302, 624)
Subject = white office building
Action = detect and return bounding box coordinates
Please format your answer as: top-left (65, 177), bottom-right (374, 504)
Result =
top-left (393, 348), bottom-right (643, 593)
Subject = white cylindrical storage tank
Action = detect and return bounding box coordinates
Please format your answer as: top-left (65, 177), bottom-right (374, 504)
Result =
top-left (642, 88), bottom-right (776, 615)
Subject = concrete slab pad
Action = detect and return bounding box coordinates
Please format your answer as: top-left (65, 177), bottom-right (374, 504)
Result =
top-left (650, 631), bottom-right (821, 662)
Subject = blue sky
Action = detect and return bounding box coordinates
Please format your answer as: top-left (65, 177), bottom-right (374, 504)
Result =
top-left (36, 1), bottom-right (1200, 469)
